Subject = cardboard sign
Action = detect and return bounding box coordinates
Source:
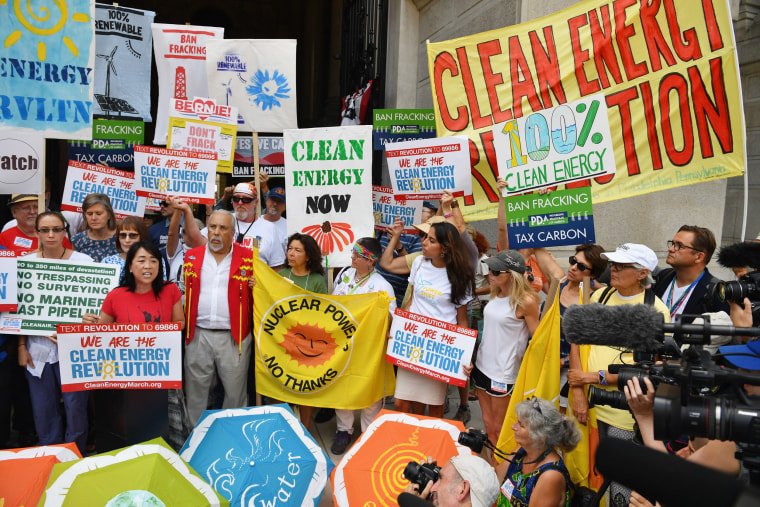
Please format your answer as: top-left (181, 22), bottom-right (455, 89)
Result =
top-left (0, 259), bottom-right (119, 336)
top-left (385, 136), bottom-right (472, 200)
top-left (426, 0), bottom-right (744, 218)
top-left (133, 145), bottom-right (217, 205)
top-left (0, 251), bottom-right (17, 313)
top-left (93, 4), bottom-right (155, 121)
top-left (372, 186), bottom-right (421, 234)
top-left (0, 129), bottom-right (44, 193)
top-left (151, 23), bottom-right (224, 144)
top-left (57, 322), bottom-right (182, 391)
top-left (386, 308), bottom-right (477, 387)
top-left (67, 119), bottom-right (145, 168)
top-left (373, 109), bottom-right (437, 150)
top-left (0, 0), bottom-right (95, 139)
top-left (62, 161), bottom-right (147, 219)
top-left (284, 126), bottom-right (374, 267)
top-left (505, 188), bottom-right (595, 249)
top-left (493, 95), bottom-right (615, 195)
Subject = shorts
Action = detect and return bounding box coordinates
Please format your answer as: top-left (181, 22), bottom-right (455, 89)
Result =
top-left (471, 365), bottom-right (513, 397)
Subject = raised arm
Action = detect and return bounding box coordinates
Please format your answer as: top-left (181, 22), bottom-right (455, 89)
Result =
top-left (379, 217), bottom-right (414, 275)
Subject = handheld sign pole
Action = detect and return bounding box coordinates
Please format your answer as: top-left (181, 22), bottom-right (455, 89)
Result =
top-left (253, 133), bottom-right (261, 218)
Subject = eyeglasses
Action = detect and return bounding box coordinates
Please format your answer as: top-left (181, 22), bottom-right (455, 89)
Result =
top-left (119, 232), bottom-right (140, 239)
top-left (159, 201), bottom-right (169, 208)
top-left (609, 261), bottom-right (636, 271)
top-left (37, 227), bottom-right (65, 234)
top-left (525, 265), bottom-right (534, 283)
top-left (231, 196), bottom-right (255, 204)
top-left (569, 255), bottom-right (590, 272)
top-left (667, 240), bottom-right (701, 253)
top-left (490, 269), bottom-right (504, 276)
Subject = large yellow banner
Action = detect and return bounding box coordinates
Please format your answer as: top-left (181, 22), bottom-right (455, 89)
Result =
top-left (253, 256), bottom-right (395, 409)
top-left (427, 0), bottom-right (744, 220)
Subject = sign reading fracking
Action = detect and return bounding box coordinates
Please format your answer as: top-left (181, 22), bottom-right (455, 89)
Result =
top-left (67, 119), bottom-right (145, 168)
top-left (373, 109), bottom-right (437, 150)
top-left (57, 322), bottom-right (182, 392)
top-left (1, 0), bottom-right (95, 139)
top-left (426, 0), bottom-right (745, 220)
top-left (505, 187), bottom-right (596, 248)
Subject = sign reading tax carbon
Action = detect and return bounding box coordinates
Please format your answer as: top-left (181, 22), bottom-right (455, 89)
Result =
top-left (257, 295), bottom-right (358, 394)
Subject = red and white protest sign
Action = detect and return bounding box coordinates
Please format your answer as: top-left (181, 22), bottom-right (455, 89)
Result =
top-left (61, 161), bottom-right (147, 219)
top-left (385, 136), bottom-right (472, 200)
top-left (0, 250), bottom-right (17, 312)
top-left (133, 145), bottom-right (217, 204)
top-left (386, 308), bottom-right (476, 387)
top-left (57, 322), bottom-right (182, 392)
top-left (372, 186), bottom-right (421, 234)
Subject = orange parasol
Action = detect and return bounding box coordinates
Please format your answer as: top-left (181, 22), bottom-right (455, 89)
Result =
top-left (0, 442), bottom-right (82, 506)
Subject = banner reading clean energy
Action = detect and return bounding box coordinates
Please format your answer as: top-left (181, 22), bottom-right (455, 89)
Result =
top-left (0, 0), bottom-right (95, 139)
top-left (427, 0), bottom-right (744, 220)
top-left (253, 254), bottom-right (395, 410)
top-left (0, 251), bottom-right (17, 313)
top-left (62, 161), bottom-right (147, 218)
top-left (58, 322), bottom-right (182, 392)
top-left (93, 4), bottom-right (155, 121)
top-left (0, 259), bottom-right (119, 335)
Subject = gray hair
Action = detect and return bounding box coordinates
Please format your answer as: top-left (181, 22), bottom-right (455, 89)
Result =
top-left (209, 209), bottom-right (235, 226)
top-left (514, 398), bottom-right (581, 452)
top-left (632, 263), bottom-right (655, 288)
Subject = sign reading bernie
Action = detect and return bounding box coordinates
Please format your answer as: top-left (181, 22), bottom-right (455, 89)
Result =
top-left (426, 0), bottom-right (745, 220)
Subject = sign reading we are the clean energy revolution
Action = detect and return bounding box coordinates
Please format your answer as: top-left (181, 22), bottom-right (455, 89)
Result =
top-left (505, 188), bottom-right (595, 249)
top-left (0, 259), bottom-right (119, 336)
top-left (62, 161), bottom-right (147, 219)
top-left (492, 95), bottom-right (616, 196)
top-left (385, 136), bottom-right (472, 200)
top-left (372, 186), bottom-right (422, 234)
top-left (133, 145), bottom-right (217, 205)
top-left (57, 322), bottom-right (182, 392)
top-left (386, 309), bottom-right (477, 387)
top-left (0, 251), bottom-right (17, 313)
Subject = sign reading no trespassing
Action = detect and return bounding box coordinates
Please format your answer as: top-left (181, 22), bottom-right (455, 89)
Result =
top-left (57, 322), bottom-right (182, 392)
top-left (386, 308), bottom-right (477, 387)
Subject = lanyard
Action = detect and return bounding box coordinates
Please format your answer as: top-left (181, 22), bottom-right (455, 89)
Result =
top-left (666, 270), bottom-right (704, 318)
top-left (348, 271), bottom-right (372, 294)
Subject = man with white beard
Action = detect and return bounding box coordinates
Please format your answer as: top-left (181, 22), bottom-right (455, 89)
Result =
top-left (182, 210), bottom-right (254, 426)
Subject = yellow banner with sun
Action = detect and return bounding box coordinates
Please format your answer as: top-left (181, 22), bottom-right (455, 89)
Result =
top-left (253, 255), bottom-right (396, 409)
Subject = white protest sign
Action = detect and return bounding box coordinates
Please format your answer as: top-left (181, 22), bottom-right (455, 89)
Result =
top-left (168, 97), bottom-right (238, 173)
top-left (385, 135), bottom-right (472, 200)
top-left (372, 186), bottom-right (421, 234)
top-left (0, 129), bottom-right (44, 194)
top-left (492, 94), bottom-right (616, 196)
top-left (284, 126), bottom-right (373, 267)
top-left (57, 322), bottom-right (182, 392)
top-left (62, 161), bottom-right (147, 219)
top-left (0, 259), bottom-right (119, 336)
top-left (134, 145), bottom-right (217, 205)
top-left (386, 308), bottom-right (477, 387)
top-left (0, 251), bottom-right (17, 312)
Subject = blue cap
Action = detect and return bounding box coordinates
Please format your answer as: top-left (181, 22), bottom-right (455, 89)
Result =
top-left (267, 187), bottom-right (286, 202)
top-left (422, 200), bottom-right (438, 212)
top-left (719, 338), bottom-right (760, 370)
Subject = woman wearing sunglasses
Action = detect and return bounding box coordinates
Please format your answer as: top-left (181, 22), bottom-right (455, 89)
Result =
top-left (473, 250), bottom-right (540, 451)
top-left (103, 217), bottom-right (171, 282)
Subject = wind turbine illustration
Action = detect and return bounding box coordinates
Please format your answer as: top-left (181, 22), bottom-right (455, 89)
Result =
top-left (97, 46), bottom-right (118, 98)
top-left (222, 78), bottom-right (233, 105)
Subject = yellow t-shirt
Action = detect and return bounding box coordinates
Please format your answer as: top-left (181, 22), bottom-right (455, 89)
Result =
top-left (587, 288), bottom-right (671, 431)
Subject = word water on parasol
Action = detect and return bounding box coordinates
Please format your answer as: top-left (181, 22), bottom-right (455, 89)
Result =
top-left (39, 437), bottom-right (227, 506)
top-left (0, 442), bottom-right (81, 507)
top-left (331, 409), bottom-right (474, 506)
top-left (180, 404), bottom-right (334, 506)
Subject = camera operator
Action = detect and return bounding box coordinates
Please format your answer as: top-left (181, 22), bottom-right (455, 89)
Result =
top-left (403, 454), bottom-right (499, 507)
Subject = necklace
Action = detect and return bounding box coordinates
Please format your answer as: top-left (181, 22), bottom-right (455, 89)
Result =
top-left (347, 270), bottom-right (373, 294)
top-left (235, 218), bottom-right (255, 244)
top-left (287, 269), bottom-right (310, 289)
top-left (41, 247), bottom-right (66, 259)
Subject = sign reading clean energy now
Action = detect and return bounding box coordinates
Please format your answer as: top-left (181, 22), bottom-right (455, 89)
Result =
top-left (0, 259), bottom-right (119, 335)
top-left (57, 322), bottom-right (182, 392)
top-left (504, 188), bottom-right (595, 249)
top-left (386, 309), bottom-right (476, 387)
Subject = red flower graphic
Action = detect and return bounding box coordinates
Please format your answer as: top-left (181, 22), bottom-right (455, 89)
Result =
top-left (301, 221), bottom-right (354, 256)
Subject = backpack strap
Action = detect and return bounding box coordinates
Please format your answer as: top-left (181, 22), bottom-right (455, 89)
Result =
top-left (599, 286), bottom-right (616, 305)
top-left (644, 287), bottom-right (655, 306)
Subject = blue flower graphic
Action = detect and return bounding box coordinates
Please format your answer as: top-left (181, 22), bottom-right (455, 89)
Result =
top-left (246, 69), bottom-right (290, 110)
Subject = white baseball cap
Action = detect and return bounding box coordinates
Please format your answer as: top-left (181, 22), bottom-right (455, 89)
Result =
top-left (449, 455), bottom-right (500, 507)
top-left (602, 243), bottom-right (658, 271)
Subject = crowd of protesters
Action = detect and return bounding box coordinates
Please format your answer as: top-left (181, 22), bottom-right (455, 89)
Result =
top-left (1, 175), bottom-right (757, 507)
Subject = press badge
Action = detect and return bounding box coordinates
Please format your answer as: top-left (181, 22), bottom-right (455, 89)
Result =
top-left (492, 380), bottom-right (509, 393)
top-left (501, 478), bottom-right (515, 500)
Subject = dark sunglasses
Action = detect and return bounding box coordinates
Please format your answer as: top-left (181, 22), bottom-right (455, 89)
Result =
top-left (37, 227), bottom-right (65, 234)
top-left (569, 255), bottom-right (590, 272)
top-left (159, 201), bottom-right (169, 207)
top-left (525, 265), bottom-right (534, 283)
top-left (231, 196), bottom-right (255, 204)
top-left (119, 232), bottom-right (140, 239)
top-left (490, 269), bottom-right (504, 276)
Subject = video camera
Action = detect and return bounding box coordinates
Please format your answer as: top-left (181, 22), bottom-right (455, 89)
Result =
top-left (704, 241), bottom-right (760, 326)
top-left (402, 461), bottom-right (441, 493)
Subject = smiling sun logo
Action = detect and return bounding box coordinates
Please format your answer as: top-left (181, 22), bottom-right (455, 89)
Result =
top-left (280, 322), bottom-right (338, 367)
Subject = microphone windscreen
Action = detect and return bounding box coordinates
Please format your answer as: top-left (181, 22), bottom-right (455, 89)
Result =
top-left (596, 438), bottom-right (741, 507)
top-left (717, 241), bottom-right (760, 269)
top-left (563, 303), bottom-right (664, 349)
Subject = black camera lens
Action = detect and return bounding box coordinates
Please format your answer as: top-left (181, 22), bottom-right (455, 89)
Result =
top-left (587, 386), bottom-right (630, 410)
top-left (403, 461), bottom-right (441, 492)
top-left (458, 429), bottom-right (487, 453)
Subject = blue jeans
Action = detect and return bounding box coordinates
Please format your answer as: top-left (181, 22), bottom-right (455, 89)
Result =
top-left (25, 362), bottom-right (89, 455)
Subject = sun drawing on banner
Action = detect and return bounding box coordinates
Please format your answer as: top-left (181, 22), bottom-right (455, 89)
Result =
top-left (280, 322), bottom-right (338, 367)
top-left (246, 69), bottom-right (290, 111)
top-left (301, 221), bottom-right (354, 256)
top-left (373, 210), bottom-right (383, 225)
top-left (3, 0), bottom-right (91, 61)
top-left (97, 360), bottom-right (118, 379)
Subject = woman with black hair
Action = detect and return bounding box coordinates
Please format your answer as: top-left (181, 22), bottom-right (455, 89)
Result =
top-left (394, 221), bottom-right (474, 418)
top-left (278, 233), bottom-right (327, 294)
